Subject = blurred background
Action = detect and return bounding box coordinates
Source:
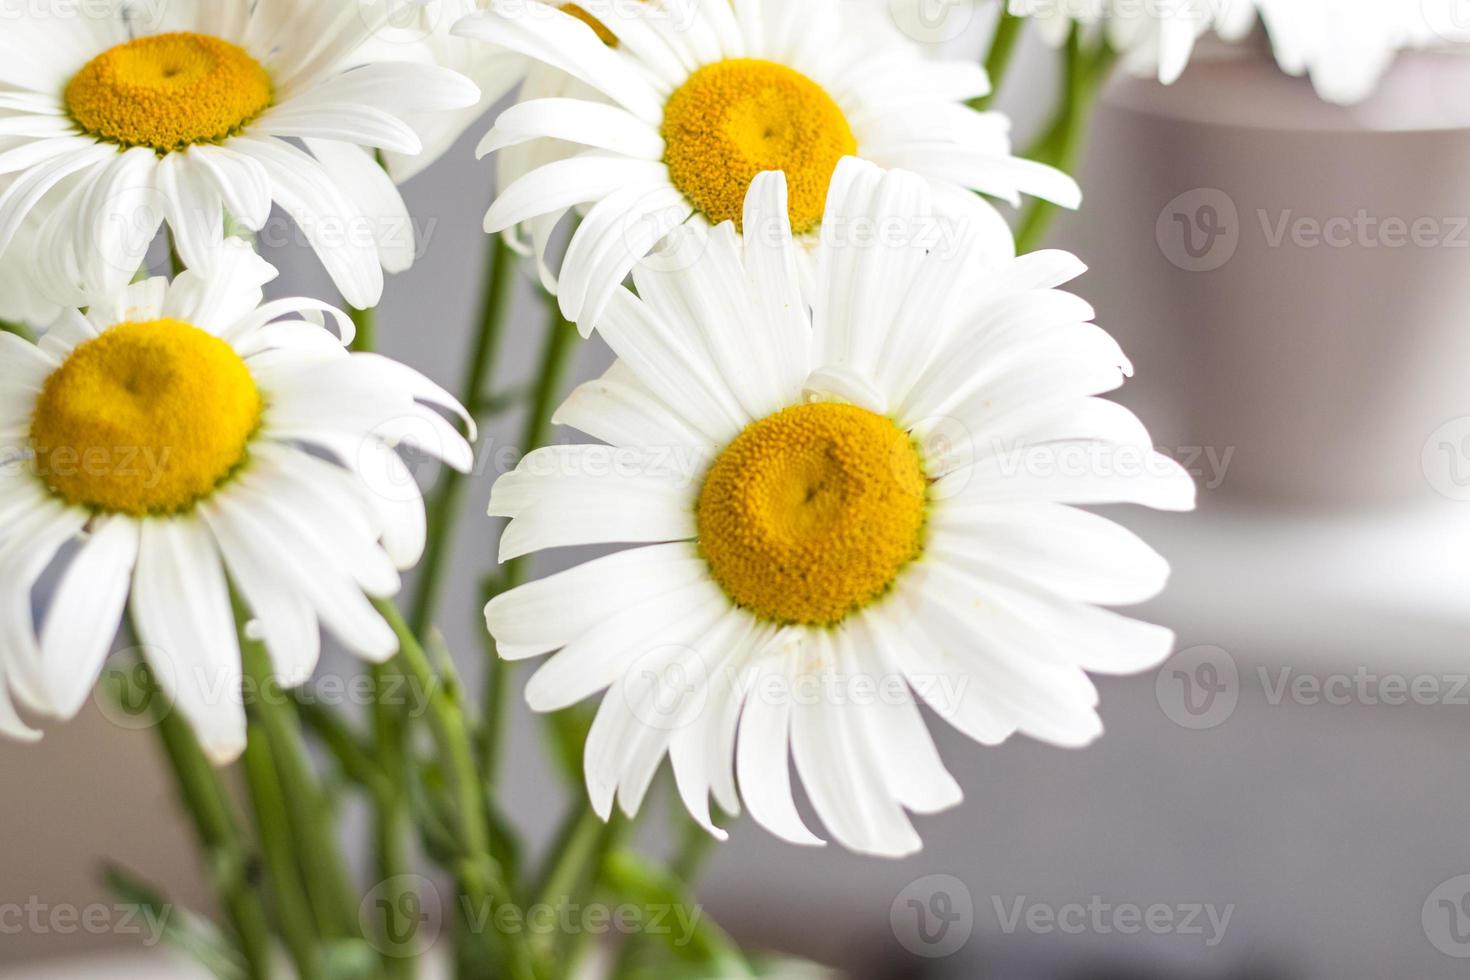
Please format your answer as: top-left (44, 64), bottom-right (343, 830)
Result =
top-left (7, 13), bottom-right (1470, 980)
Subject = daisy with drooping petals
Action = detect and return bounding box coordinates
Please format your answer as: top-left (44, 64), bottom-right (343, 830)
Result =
top-left (455, 0), bottom-right (1080, 330)
top-left (0, 0), bottom-right (480, 309)
top-left (1011, 0), bottom-right (1255, 85)
top-left (0, 241), bottom-right (472, 760)
top-left (1011, 0), bottom-right (1464, 105)
top-left (484, 159), bottom-right (1196, 857)
top-left (1252, 0), bottom-right (1470, 106)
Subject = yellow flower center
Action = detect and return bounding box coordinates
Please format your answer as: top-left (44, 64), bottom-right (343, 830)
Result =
top-left (29, 319), bottom-right (262, 515)
top-left (560, 3), bottom-right (619, 46)
top-left (696, 403), bottom-right (928, 627)
top-left (65, 32), bottom-right (274, 153)
top-left (661, 59), bottom-right (857, 235)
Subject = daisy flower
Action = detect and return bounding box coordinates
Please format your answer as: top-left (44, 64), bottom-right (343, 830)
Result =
top-left (484, 159), bottom-right (1196, 857)
top-left (0, 241), bottom-right (472, 761)
top-left (455, 0), bottom-right (1080, 329)
top-left (0, 0), bottom-right (481, 309)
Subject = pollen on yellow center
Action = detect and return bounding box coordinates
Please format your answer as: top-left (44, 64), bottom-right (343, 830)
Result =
top-left (29, 319), bottom-right (262, 516)
top-left (661, 59), bottom-right (857, 235)
top-left (65, 32), bottom-right (274, 153)
top-left (696, 402), bottom-right (928, 627)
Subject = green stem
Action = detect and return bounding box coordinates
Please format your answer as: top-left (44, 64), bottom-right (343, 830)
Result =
top-left (670, 817), bottom-right (716, 886)
top-left (242, 717), bottom-right (323, 980)
top-left (482, 296), bottom-right (580, 787)
top-left (971, 7), bottom-right (1025, 111)
top-left (237, 612), bottom-right (360, 942)
top-left (370, 662), bottom-right (417, 980)
top-left (350, 304), bottom-right (377, 354)
top-left (603, 852), bottom-right (750, 979)
top-left (1015, 32), bottom-right (1119, 253)
top-left (103, 663), bottom-right (273, 980)
top-left (104, 865), bottom-right (248, 980)
top-left (541, 810), bottom-right (628, 976)
top-left (376, 599), bottom-right (539, 980)
top-left (295, 694), bottom-right (389, 798)
top-left (410, 236), bottom-right (519, 636)
top-left (346, 297), bottom-right (419, 978)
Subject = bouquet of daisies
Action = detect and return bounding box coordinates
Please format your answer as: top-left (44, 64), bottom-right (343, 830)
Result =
top-left (0, 0), bottom-right (1423, 977)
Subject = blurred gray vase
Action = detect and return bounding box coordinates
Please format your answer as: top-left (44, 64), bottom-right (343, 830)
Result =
top-left (1055, 46), bottom-right (1470, 510)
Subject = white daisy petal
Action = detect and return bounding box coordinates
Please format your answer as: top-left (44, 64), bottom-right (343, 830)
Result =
top-left (580, 588), bottom-right (729, 819)
top-left (0, 143), bottom-right (114, 258)
top-left (130, 517), bottom-right (246, 765)
top-left (735, 642), bottom-right (825, 848)
top-left (477, 98), bottom-right (664, 161)
top-left (670, 616), bottom-right (764, 838)
top-left (308, 432), bottom-right (430, 571)
top-left (554, 362), bottom-right (714, 453)
top-left (201, 500), bottom-right (322, 689)
top-left (557, 181), bottom-right (692, 328)
top-left (209, 489), bottom-right (398, 664)
top-left (485, 542), bottom-right (708, 659)
top-left (925, 551), bottom-right (1177, 677)
top-left (0, 496), bottom-right (87, 715)
top-left (813, 160), bottom-right (932, 376)
top-left (864, 604), bottom-right (1017, 748)
top-left (228, 137), bottom-right (384, 309)
top-left (933, 501), bottom-right (1171, 607)
top-left (790, 631), bottom-right (922, 858)
top-left (187, 145), bottom-right (273, 231)
top-left (454, 3), bottom-right (665, 122)
top-left (632, 222), bottom-right (791, 419)
top-left (595, 288), bottom-right (750, 443)
top-left (526, 579), bottom-right (724, 713)
top-left (0, 667), bottom-right (40, 743)
top-left (848, 623), bottom-right (963, 816)
top-left (155, 151), bottom-right (224, 273)
top-left (40, 516), bottom-right (138, 720)
top-left (163, 240), bottom-right (279, 331)
top-left (939, 444), bottom-right (1199, 513)
top-left (303, 138), bottom-right (417, 276)
top-left (254, 102), bottom-right (422, 155)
